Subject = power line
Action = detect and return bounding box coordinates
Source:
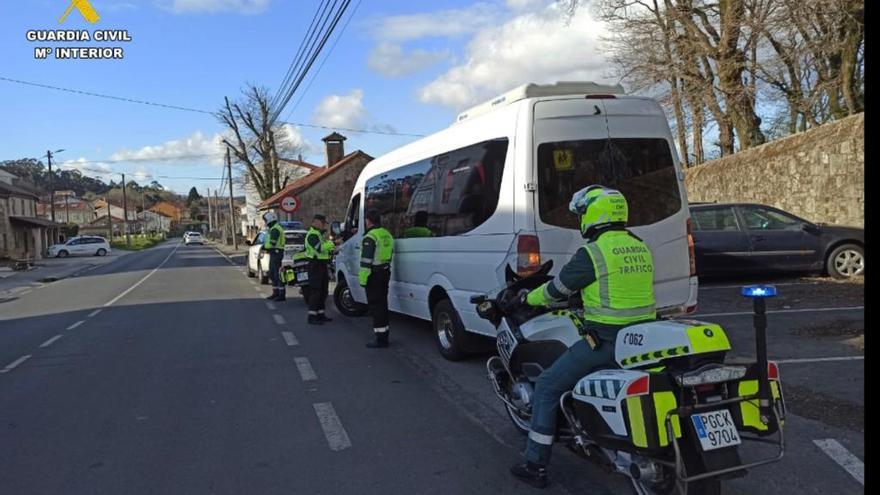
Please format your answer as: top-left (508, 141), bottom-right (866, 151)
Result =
top-left (269, 0), bottom-right (354, 125)
top-left (0, 76), bottom-right (426, 137)
top-left (270, 0), bottom-right (334, 111)
top-left (285, 0), bottom-right (363, 121)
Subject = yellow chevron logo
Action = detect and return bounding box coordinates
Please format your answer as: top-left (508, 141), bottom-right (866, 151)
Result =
top-left (59, 0), bottom-right (100, 24)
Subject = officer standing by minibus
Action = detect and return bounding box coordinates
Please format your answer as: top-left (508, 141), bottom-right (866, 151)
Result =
top-left (262, 211), bottom-right (286, 302)
top-left (359, 209), bottom-right (394, 348)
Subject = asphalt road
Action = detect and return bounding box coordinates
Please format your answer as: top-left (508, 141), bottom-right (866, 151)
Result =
top-left (0, 241), bottom-right (864, 494)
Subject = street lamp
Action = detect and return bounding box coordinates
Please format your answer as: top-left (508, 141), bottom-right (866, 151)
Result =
top-left (46, 148), bottom-right (65, 223)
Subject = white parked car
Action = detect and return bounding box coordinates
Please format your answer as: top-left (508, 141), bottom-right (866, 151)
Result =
top-left (48, 236), bottom-right (111, 258)
top-left (247, 229), bottom-right (307, 284)
top-left (333, 81), bottom-right (698, 360)
top-left (184, 232), bottom-right (204, 245)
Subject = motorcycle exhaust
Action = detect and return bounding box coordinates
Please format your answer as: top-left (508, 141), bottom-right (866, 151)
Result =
top-left (486, 357), bottom-right (531, 418)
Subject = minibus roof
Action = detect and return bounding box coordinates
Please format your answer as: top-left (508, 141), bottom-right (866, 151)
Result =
top-left (453, 81), bottom-right (625, 124)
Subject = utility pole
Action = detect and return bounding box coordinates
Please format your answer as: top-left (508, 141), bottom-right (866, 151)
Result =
top-left (207, 187), bottom-right (213, 232)
top-left (46, 149), bottom-right (64, 223)
top-left (65, 194), bottom-right (70, 224)
top-left (227, 147), bottom-right (238, 250)
top-left (215, 190), bottom-right (221, 241)
top-left (121, 173), bottom-right (130, 247)
top-left (106, 196), bottom-right (112, 240)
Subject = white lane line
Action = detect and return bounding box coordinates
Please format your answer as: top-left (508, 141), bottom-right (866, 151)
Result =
top-left (694, 306), bottom-right (864, 318)
top-left (209, 245), bottom-right (237, 266)
top-left (87, 309), bottom-right (102, 318)
top-left (282, 331), bottom-right (299, 346)
top-left (66, 320), bottom-right (85, 330)
top-left (266, 301), bottom-right (277, 310)
top-left (104, 242), bottom-right (182, 307)
top-left (39, 334), bottom-right (64, 348)
top-left (700, 281), bottom-right (820, 290)
top-left (813, 439), bottom-right (864, 485)
top-left (273, 314), bottom-right (286, 325)
top-left (0, 355), bottom-right (32, 374)
top-left (778, 356), bottom-right (864, 364)
top-left (294, 357), bottom-right (317, 381)
top-left (313, 402), bottom-right (352, 451)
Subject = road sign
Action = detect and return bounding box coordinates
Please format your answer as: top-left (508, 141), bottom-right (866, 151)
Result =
top-left (280, 195), bottom-right (300, 213)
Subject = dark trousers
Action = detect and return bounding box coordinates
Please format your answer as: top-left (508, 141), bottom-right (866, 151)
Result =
top-left (268, 250), bottom-right (284, 292)
top-left (307, 259), bottom-right (329, 314)
top-left (365, 267), bottom-right (391, 330)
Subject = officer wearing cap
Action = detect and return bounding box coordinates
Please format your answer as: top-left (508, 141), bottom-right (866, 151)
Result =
top-left (360, 208), bottom-right (395, 347)
top-left (305, 214), bottom-right (336, 325)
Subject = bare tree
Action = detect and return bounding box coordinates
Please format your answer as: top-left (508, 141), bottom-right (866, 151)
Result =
top-left (217, 85), bottom-right (304, 200)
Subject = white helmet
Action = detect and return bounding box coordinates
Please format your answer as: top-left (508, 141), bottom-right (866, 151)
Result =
top-left (262, 211), bottom-right (277, 224)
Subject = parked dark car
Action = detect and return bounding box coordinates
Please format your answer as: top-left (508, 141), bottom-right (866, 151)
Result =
top-left (689, 203), bottom-right (864, 279)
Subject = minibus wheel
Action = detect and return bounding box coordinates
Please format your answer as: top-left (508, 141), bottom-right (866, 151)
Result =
top-left (432, 299), bottom-right (468, 361)
top-left (333, 279), bottom-right (368, 317)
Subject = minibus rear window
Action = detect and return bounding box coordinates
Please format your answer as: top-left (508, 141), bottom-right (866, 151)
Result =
top-left (537, 138), bottom-right (681, 228)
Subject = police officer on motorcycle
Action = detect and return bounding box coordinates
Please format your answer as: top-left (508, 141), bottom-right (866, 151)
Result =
top-left (305, 214), bottom-right (336, 325)
top-left (263, 211), bottom-right (287, 302)
top-left (510, 186), bottom-right (657, 488)
top-left (360, 208), bottom-right (394, 348)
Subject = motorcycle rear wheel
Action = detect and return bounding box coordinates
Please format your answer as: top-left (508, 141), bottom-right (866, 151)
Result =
top-left (505, 404), bottom-right (530, 435)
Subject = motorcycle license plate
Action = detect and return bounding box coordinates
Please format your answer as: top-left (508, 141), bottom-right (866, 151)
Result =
top-left (690, 410), bottom-right (741, 451)
top-left (296, 271), bottom-right (309, 282)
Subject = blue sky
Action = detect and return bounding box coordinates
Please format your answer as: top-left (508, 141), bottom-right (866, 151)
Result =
top-left (0, 0), bottom-right (611, 194)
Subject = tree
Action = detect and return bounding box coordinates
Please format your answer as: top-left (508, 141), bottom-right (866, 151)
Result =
top-left (187, 187), bottom-right (202, 205)
top-left (217, 84), bottom-right (305, 200)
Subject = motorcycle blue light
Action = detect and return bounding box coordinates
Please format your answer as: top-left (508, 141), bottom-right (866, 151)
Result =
top-left (741, 285), bottom-right (777, 298)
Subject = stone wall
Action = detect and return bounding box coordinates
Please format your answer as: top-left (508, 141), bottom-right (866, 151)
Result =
top-left (685, 113), bottom-right (864, 227)
top-left (294, 155), bottom-right (372, 224)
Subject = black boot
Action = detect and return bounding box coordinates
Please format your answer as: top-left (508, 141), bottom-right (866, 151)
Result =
top-left (276, 289), bottom-right (286, 302)
top-left (308, 314), bottom-right (324, 325)
top-left (266, 289), bottom-right (279, 301)
top-left (317, 312), bottom-right (332, 322)
top-left (510, 462), bottom-right (548, 489)
top-left (366, 329), bottom-right (389, 348)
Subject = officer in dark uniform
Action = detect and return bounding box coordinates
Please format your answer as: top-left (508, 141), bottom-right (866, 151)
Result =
top-left (360, 209), bottom-right (394, 348)
top-left (263, 211), bottom-right (287, 302)
top-left (305, 214), bottom-right (335, 325)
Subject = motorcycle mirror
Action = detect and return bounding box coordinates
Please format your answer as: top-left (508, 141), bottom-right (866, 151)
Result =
top-left (537, 260), bottom-right (554, 275)
top-left (505, 264), bottom-right (519, 284)
top-left (330, 221), bottom-right (342, 236)
top-left (470, 295), bottom-right (487, 304)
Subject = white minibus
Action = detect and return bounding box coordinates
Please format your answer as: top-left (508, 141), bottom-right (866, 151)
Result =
top-left (333, 82), bottom-right (698, 360)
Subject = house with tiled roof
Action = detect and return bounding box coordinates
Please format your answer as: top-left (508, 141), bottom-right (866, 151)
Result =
top-left (259, 133), bottom-right (372, 225)
top-left (1, 171), bottom-right (62, 260)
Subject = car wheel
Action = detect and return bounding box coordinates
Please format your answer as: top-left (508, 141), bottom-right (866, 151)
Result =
top-left (258, 262), bottom-right (269, 284)
top-left (827, 243), bottom-right (864, 278)
top-left (96, 248), bottom-right (107, 256)
top-left (333, 279), bottom-right (369, 316)
top-left (57, 250), bottom-right (69, 258)
top-left (432, 299), bottom-right (469, 361)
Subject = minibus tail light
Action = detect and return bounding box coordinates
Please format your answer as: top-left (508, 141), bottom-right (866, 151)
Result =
top-left (687, 218), bottom-right (696, 276)
top-left (517, 235), bottom-right (541, 276)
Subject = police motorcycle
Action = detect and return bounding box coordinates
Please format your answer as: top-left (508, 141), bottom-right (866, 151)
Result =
top-left (470, 245), bottom-right (786, 494)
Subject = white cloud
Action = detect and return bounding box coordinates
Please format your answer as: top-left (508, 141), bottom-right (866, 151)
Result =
top-left (367, 42), bottom-right (448, 78)
top-left (108, 131), bottom-right (226, 163)
top-left (506, 0), bottom-right (547, 11)
top-left (370, 3), bottom-right (499, 42)
top-left (418, 4), bottom-right (613, 110)
top-left (312, 90), bottom-right (368, 130)
top-left (164, 0), bottom-right (270, 14)
top-left (62, 158), bottom-right (112, 178)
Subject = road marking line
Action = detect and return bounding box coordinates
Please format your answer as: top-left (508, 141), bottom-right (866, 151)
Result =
top-left (313, 402), bottom-right (352, 451)
top-left (87, 309), bottom-right (102, 317)
top-left (695, 306), bottom-right (863, 318)
top-left (294, 357), bottom-right (317, 381)
top-left (266, 302), bottom-right (277, 310)
top-left (813, 439), bottom-right (864, 485)
top-left (104, 242), bottom-right (181, 307)
top-left (209, 244), bottom-right (238, 266)
top-left (0, 355), bottom-right (32, 374)
top-left (39, 334), bottom-right (64, 348)
top-left (778, 356), bottom-right (864, 364)
top-left (273, 314), bottom-right (286, 325)
top-left (67, 320), bottom-right (85, 330)
top-left (282, 331), bottom-right (299, 346)
top-left (700, 281), bottom-right (820, 290)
